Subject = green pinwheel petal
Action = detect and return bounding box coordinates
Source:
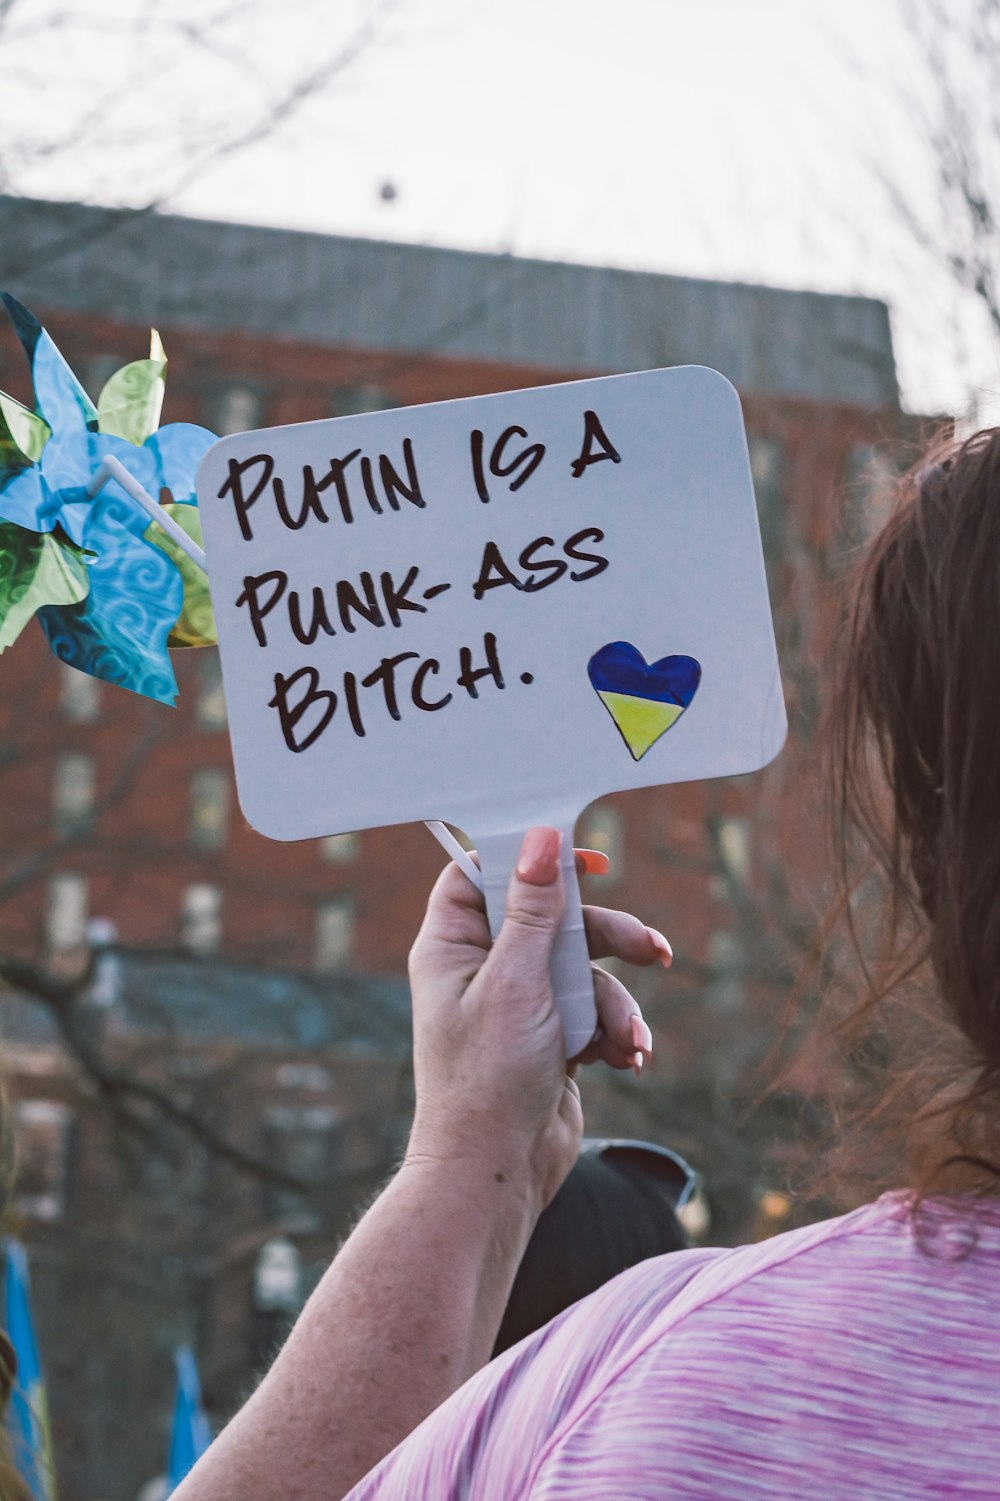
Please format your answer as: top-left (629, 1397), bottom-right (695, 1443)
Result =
top-left (0, 522), bottom-right (90, 652)
top-left (144, 503), bottom-right (217, 648)
top-left (0, 391), bottom-right (51, 463)
top-left (97, 330), bottom-right (167, 446)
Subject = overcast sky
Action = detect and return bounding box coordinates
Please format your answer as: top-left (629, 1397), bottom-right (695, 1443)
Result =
top-left (2, 0), bottom-right (996, 417)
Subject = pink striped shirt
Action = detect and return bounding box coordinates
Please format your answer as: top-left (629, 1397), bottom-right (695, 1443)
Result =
top-left (346, 1192), bottom-right (1000, 1499)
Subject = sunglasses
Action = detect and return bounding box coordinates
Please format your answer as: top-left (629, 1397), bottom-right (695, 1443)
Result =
top-left (580, 1137), bottom-right (698, 1211)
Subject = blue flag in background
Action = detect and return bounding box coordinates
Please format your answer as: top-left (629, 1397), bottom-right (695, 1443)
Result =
top-left (3, 1239), bottom-right (55, 1501)
top-left (166, 1345), bottom-right (211, 1492)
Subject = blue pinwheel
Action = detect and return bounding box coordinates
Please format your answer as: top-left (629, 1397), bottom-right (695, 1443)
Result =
top-left (0, 293), bottom-right (218, 704)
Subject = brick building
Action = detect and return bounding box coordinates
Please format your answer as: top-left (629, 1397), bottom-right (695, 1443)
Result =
top-left (0, 195), bottom-right (901, 978)
top-left (0, 196), bottom-right (912, 1497)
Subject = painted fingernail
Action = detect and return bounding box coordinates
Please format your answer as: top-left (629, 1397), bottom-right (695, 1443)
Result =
top-left (631, 1015), bottom-right (653, 1054)
top-left (632, 1051), bottom-right (644, 1078)
top-left (575, 848), bottom-right (611, 876)
top-left (646, 927), bottom-right (673, 967)
top-left (516, 826), bottom-right (562, 885)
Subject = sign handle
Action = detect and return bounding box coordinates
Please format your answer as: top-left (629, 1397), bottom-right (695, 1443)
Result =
top-left (475, 826), bottom-right (598, 1059)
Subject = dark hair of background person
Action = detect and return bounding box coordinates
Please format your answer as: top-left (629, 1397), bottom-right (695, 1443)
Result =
top-left (493, 1142), bottom-right (691, 1357)
top-left (0, 1331), bottom-right (30, 1501)
top-left (799, 426), bottom-right (1000, 1210)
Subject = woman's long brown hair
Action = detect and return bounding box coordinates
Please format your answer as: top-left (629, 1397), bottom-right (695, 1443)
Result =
top-left (817, 426), bottom-right (1000, 1201)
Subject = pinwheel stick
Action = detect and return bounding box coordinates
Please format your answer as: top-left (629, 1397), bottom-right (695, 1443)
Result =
top-left (423, 821), bottom-right (485, 892)
top-left (87, 455), bottom-right (207, 571)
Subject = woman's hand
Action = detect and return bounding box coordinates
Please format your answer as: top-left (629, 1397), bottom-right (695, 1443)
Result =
top-left (406, 826), bottom-right (668, 1215)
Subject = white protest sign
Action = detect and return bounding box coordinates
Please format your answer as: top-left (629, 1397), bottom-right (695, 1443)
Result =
top-left (196, 367), bottom-right (786, 1055)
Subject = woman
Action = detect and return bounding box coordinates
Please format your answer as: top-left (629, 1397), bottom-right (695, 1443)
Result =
top-left (176, 428), bottom-right (1000, 1500)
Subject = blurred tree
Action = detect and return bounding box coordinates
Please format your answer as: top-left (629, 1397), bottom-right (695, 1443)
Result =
top-left (0, 0), bottom-right (404, 273)
top-left (0, 931), bottom-right (414, 1498)
top-left (879, 0), bottom-right (1000, 415)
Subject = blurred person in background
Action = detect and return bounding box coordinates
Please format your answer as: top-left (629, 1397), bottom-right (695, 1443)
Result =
top-left (493, 1138), bottom-right (693, 1357)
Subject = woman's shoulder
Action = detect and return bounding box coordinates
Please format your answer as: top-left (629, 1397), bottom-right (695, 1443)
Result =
top-left (595, 1193), bottom-right (905, 1311)
top-left (715, 1188), bottom-right (1000, 1284)
top-left (578, 1188), bottom-right (1000, 1360)
top-left (589, 1188), bottom-right (1000, 1380)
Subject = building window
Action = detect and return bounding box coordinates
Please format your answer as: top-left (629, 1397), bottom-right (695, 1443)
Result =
top-left (711, 817), bottom-right (751, 896)
top-left (190, 768), bottom-right (230, 851)
top-left (260, 1105), bottom-right (341, 1231)
top-left (206, 384), bottom-right (261, 436)
top-left (46, 873), bottom-right (88, 953)
top-left (12, 1100), bottom-right (73, 1222)
top-left (576, 802), bottom-right (623, 879)
top-left (181, 883), bottom-right (222, 954)
top-left (276, 1063), bottom-right (332, 1091)
top-left (747, 434), bottom-right (786, 565)
top-left (52, 752), bottom-right (95, 836)
top-left (59, 663), bottom-right (100, 723)
top-left (706, 929), bottom-right (745, 1012)
top-left (315, 898), bottom-right (354, 972)
top-left (196, 653), bottom-right (227, 729)
top-left (331, 386), bottom-right (396, 417)
top-left (253, 1236), bottom-right (303, 1316)
top-left (86, 918), bottom-right (122, 1009)
top-left (319, 833), bottom-right (357, 864)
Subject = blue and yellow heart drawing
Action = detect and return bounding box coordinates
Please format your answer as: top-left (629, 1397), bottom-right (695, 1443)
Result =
top-left (588, 641), bottom-right (701, 761)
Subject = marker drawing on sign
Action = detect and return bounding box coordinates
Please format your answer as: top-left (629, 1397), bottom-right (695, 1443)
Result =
top-left (587, 642), bottom-right (701, 761)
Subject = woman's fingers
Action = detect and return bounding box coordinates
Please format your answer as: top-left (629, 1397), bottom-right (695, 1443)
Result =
top-left (572, 966), bottom-right (654, 1074)
top-left (420, 856), bottom-right (669, 1056)
top-left (414, 859), bottom-right (492, 961)
top-left (430, 848), bottom-right (610, 946)
top-left (582, 905), bottom-right (672, 968)
top-left (455, 847), bottom-right (609, 882)
top-left (575, 848), bottom-right (610, 876)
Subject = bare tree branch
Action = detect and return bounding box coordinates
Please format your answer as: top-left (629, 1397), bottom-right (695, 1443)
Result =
top-left (878, 2), bottom-right (1000, 356)
top-left (0, 0), bottom-right (406, 275)
top-left (0, 951), bottom-right (312, 1190)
